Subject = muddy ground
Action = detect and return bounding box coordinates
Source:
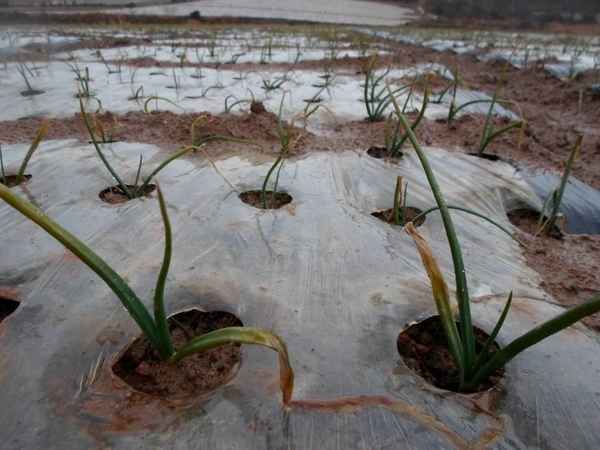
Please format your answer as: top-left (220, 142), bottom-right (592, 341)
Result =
top-left (1, 27), bottom-right (599, 330)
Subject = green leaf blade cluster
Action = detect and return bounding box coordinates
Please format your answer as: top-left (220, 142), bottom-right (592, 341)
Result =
top-left (387, 80), bottom-right (600, 392)
top-left (0, 180), bottom-right (293, 404)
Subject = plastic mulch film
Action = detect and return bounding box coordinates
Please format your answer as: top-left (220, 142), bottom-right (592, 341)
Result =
top-left (0, 57), bottom-right (508, 125)
top-left (1, 140), bottom-right (599, 449)
top-left (518, 169), bottom-right (600, 235)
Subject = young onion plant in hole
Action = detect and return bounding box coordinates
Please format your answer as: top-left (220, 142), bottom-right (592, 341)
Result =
top-left (445, 60), bottom-right (525, 157)
top-left (224, 90), bottom-right (255, 114)
top-left (80, 99), bottom-right (260, 200)
top-left (475, 61), bottom-right (525, 157)
top-left (0, 118), bottom-right (49, 187)
top-left (260, 93), bottom-right (306, 209)
top-left (16, 60), bottom-right (44, 96)
top-left (91, 114), bottom-right (116, 144)
top-left (363, 54), bottom-right (420, 123)
top-left (384, 77), bottom-right (429, 157)
top-left (535, 134), bottom-right (582, 236)
top-left (386, 81), bottom-right (600, 392)
top-left (389, 175), bottom-right (409, 226)
top-left (0, 182), bottom-right (294, 405)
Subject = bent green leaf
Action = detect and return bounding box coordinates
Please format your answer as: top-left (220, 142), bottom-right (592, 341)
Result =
top-left (169, 327), bottom-right (295, 406)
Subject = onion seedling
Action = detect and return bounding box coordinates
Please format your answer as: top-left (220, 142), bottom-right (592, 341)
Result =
top-left (536, 134), bottom-right (582, 235)
top-left (387, 81), bottom-right (600, 392)
top-left (129, 86), bottom-right (144, 101)
top-left (389, 175), bottom-right (408, 226)
top-left (0, 118), bottom-right (49, 187)
top-left (80, 100), bottom-right (259, 200)
top-left (143, 96), bottom-right (185, 114)
top-left (432, 59), bottom-right (459, 106)
top-left (97, 50), bottom-right (116, 74)
top-left (206, 35), bottom-right (217, 58)
top-left (261, 94), bottom-right (306, 209)
top-left (0, 182), bottom-right (294, 405)
top-left (445, 60), bottom-right (525, 156)
top-left (261, 76), bottom-right (288, 92)
top-left (363, 54), bottom-right (415, 123)
top-left (384, 82), bottom-right (429, 157)
top-left (92, 114), bottom-right (116, 144)
top-left (476, 62), bottom-right (524, 157)
top-left (16, 61), bottom-right (36, 94)
top-left (224, 91), bottom-right (255, 113)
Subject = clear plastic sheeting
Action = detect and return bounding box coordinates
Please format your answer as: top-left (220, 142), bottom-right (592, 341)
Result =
top-left (433, 88), bottom-right (522, 122)
top-left (0, 56), bottom-right (517, 126)
top-left (0, 141), bottom-right (599, 449)
top-left (519, 170), bottom-right (600, 235)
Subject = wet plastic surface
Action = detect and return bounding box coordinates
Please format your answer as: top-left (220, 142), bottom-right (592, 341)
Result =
top-left (519, 169), bottom-right (600, 235)
top-left (0, 141), bottom-right (599, 449)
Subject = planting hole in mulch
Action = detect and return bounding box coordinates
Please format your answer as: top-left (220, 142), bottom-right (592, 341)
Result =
top-left (507, 208), bottom-right (562, 239)
top-left (20, 90), bottom-right (45, 97)
top-left (467, 153), bottom-right (502, 162)
top-left (367, 146), bottom-right (404, 160)
top-left (239, 189), bottom-right (292, 209)
top-left (371, 206), bottom-right (425, 227)
top-left (0, 298), bottom-right (19, 324)
top-left (112, 309), bottom-right (243, 399)
top-left (99, 184), bottom-right (156, 204)
top-left (397, 315), bottom-right (504, 393)
top-left (0, 174), bottom-right (32, 187)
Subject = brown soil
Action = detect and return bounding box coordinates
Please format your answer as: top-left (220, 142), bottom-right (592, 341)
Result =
top-left (507, 209), bottom-right (600, 330)
top-left (367, 146), bottom-right (404, 159)
top-left (238, 189), bottom-right (293, 209)
top-left (0, 24), bottom-right (598, 332)
top-left (507, 208), bottom-right (562, 239)
top-left (371, 206), bottom-right (426, 227)
top-left (98, 184), bottom-right (156, 204)
top-left (397, 315), bottom-right (504, 393)
top-left (112, 309), bottom-right (243, 399)
top-left (0, 174), bottom-right (32, 188)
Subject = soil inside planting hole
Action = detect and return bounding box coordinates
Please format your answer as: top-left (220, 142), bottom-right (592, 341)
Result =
top-left (239, 189), bottom-right (293, 209)
top-left (466, 153), bottom-right (502, 162)
top-left (112, 310), bottom-right (243, 399)
top-left (371, 207), bottom-right (426, 227)
top-left (367, 146), bottom-right (404, 160)
top-left (20, 90), bottom-right (44, 97)
top-left (99, 184), bottom-right (156, 204)
top-left (397, 316), bottom-right (504, 393)
top-left (507, 208), bottom-right (562, 239)
top-left (0, 174), bottom-right (32, 187)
